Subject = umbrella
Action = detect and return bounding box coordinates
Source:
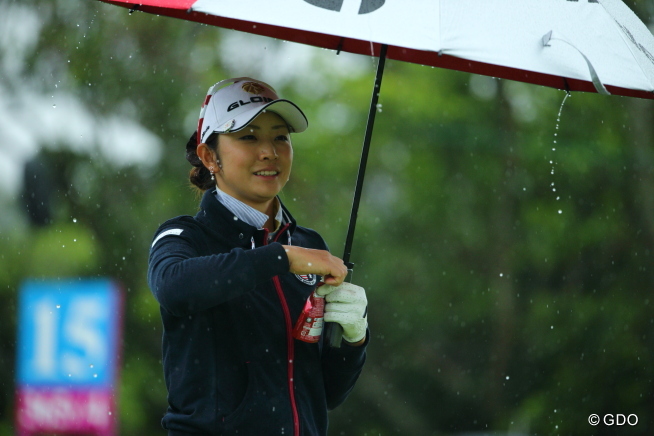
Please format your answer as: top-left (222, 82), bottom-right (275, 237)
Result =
top-left (97, 0), bottom-right (654, 345)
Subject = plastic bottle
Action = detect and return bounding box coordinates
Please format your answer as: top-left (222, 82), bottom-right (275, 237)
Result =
top-left (292, 291), bottom-right (325, 343)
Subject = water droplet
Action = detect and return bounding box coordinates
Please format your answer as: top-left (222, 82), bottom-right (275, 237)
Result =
top-left (93, 373), bottom-right (98, 378)
top-left (90, 364), bottom-right (94, 368)
top-left (52, 104), bottom-right (56, 109)
top-left (73, 218), bottom-right (77, 223)
top-left (505, 376), bottom-right (510, 380)
top-left (558, 210), bottom-right (562, 214)
top-left (56, 305), bottom-right (61, 309)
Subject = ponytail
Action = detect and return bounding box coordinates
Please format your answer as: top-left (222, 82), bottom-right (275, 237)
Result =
top-left (186, 132), bottom-right (219, 192)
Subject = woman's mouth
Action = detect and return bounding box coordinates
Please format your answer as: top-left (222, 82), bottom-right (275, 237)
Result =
top-left (253, 170), bottom-right (279, 176)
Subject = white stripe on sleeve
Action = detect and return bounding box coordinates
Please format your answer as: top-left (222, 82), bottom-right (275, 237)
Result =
top-left (151, 228), bottom-right (184, 248)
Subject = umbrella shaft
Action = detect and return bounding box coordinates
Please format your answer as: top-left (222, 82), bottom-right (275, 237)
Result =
top-left (342, 43), bottom-right (388, 267)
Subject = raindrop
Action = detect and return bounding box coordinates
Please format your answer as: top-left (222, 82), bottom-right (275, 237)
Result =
top-left (56, 305), bottom-right (61, 309)
top-left (505, 376), bottom-right (510, 380)
top-left (73, 218), bottom-right (77, 223)
top-left (376, 103), bottom-right (383, 113)
top-left (90, 364), bottom-right (94, 368)
top-left (93, 374), bottom-right (98, 378)
top-left (52, 104), bottom-right (56, 109)
top-left (558, 210), bottom-right (562, 214)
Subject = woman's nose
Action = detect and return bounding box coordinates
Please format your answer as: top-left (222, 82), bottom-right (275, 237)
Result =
top-left (260, 140), bottom-right (278, 159)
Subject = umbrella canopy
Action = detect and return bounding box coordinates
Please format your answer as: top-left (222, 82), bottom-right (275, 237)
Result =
top-left (104, 0), bottom-right (654, 99)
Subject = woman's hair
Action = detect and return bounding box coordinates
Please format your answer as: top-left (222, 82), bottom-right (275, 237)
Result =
top-left (186, 132), bottom-right (219, 192)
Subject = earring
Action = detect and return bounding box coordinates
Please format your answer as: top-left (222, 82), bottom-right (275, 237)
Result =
top-left (216, 159), bottom-right (222, 170)
top-left (210, 168), bottom-right (215, 181)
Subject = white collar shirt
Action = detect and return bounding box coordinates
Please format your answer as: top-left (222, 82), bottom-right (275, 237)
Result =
top-left (214, 187), bottom-right (284, 236)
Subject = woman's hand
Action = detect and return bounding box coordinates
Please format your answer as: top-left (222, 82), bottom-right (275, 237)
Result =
top-left (282, 246), bottom-right (348, 286)
top-left (317, 283), bottom-right (368, 345)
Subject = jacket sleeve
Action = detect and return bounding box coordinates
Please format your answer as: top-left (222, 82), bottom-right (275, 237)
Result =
top-left (320, 329), bottom-right (369, 410)
top-left (148, 222), bottom-right (289, 317)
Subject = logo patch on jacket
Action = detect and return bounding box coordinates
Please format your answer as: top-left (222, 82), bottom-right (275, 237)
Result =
top-left (295, 274), bottom-right (318, 286)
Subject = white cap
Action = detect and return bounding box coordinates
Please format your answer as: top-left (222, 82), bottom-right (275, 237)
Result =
top-left (196, 77), bottom-right (308, 145)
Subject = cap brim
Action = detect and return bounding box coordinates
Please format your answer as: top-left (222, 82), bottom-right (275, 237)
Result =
top-left (224, 99), bottom-right (308, 134)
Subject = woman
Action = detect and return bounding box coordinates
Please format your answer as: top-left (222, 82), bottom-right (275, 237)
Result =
top-left (148, 77), bottom-right (369, 436)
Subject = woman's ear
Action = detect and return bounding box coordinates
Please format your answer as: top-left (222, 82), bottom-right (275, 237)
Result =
top-left (196, 143), bottom-right (217, 171)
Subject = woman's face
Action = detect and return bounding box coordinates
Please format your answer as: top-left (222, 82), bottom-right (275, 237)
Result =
top-left (214, 111), bottom-right (293, 212)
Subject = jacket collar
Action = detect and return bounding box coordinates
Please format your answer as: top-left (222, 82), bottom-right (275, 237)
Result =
top-left (195, 188), bottom-right (297, 247)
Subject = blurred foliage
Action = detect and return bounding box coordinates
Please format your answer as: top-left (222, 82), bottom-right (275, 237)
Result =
top-left (1, 0), bottom-right (653, 435)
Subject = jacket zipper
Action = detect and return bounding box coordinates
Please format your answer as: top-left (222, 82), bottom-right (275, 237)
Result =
top-left (263, 225), bottom-right (300, 436)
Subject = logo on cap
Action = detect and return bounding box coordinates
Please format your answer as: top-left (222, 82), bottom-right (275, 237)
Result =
top-left (242, 82), bottom-right (266, 95)
top-left (221, 119), bottom-right (236, 132)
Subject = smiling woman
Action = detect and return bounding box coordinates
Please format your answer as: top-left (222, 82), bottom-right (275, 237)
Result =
top-left (147, 77), bottom-right (370, 436)
top-left (197, 111), bottom-right (294, 218)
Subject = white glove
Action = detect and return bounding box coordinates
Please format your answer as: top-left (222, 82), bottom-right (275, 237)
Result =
top-left (317, 282), bottom-right (368, 343)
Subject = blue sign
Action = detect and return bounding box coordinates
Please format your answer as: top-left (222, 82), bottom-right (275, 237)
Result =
top-left (17, 279), bottom-right (122, 387)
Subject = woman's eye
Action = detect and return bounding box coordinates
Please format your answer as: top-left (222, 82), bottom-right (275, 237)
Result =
top-left (276, 135), bottom-right (290, 142)
top-left (239, 135), bottom-right (256, 141)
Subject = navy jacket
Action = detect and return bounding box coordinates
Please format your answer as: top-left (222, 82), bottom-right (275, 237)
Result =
top-left (148, 189), bottom-right (367, 436)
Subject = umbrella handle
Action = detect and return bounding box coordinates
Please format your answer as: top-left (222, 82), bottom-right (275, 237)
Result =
top-left (329, 44), bottom-right (388, 348)
top-left (327, 267), bottom-right (353, 348)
